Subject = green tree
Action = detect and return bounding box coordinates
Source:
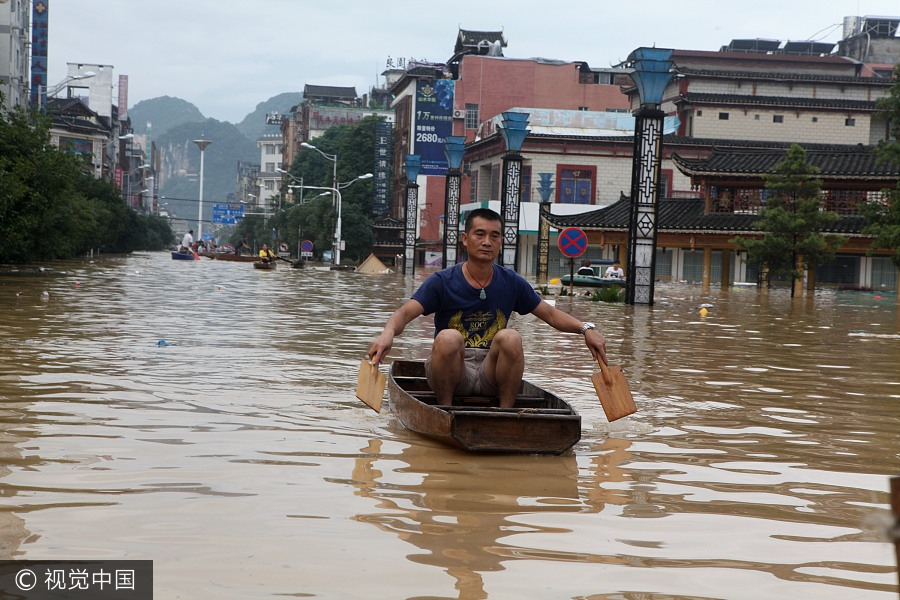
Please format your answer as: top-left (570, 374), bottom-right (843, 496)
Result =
top-left (282, 116), bottom-right (380, 262)
top-left (864, 64), bottom-right (900, 268)
top-left (0, 98), bottom-right (173, 263)
top-left (734, 144), bottom-right (843, 295)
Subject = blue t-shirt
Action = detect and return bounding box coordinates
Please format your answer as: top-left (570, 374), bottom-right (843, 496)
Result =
top-left (412, 263), bottom-right (542, 348)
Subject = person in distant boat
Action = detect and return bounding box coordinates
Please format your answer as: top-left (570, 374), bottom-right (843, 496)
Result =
top-left (577, 259), bottom-right (595, 276)
top-left (604, 261), bottom-right (625, 279)
top-left (259, 244), bottom-right (276, 263)
top-left (235, 236), bottom-right (251, 255)
top-left (180, 230), bottom-right (194, 253)
top-left (368, 208), bottom-right (607, 409)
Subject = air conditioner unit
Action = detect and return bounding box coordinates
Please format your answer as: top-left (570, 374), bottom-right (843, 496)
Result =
top-left (452, 109), bottom-right (465, 119)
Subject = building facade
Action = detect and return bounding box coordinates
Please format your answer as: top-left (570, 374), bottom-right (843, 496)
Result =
top-left (0, 0), bottom-right (30, 111)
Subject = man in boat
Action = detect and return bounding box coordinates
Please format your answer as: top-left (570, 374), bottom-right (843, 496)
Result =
top-left (179, 230), bottom-right (194, 253)
top-left (235, 236), bottom-right (251, 256)
top-left (368, 208), bottom-right (607, 409)
top-left (259, 244), bottom-right (276, 263)
top-left (577, 259), bottom-right (595, 276)
top-left (604, 260), bottom-right (625, 278)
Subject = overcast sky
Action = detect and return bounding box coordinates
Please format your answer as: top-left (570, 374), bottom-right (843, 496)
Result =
top-left (48, 0), bottom-right (900, 124)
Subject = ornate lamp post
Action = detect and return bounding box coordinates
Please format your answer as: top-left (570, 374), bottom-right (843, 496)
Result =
top-left (442, 136), bottom-right (466, 269)
top-left (193, 139), bottom-right (212, 241)
top-left (403, 155), bottom-right (421, 277)
top-left (624, 48), bottom-right (674, 305)
top-left (498, 111), bottom-right (530, 270)
top-left (535, 173), bottom-right (555, 284)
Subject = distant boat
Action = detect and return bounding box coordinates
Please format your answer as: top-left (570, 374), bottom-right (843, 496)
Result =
top-left (559, 274), bottom-right (626, 288)
top-left (253, 261), bottom-right (276, 270)
top-left (209, 253), bottom-right (260, 263)
top-left (171, 250), bottom-right (198, 261)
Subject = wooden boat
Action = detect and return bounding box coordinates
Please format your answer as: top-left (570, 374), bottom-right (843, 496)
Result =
top-left (388, 360), bottom-right (581, 454)
top-left (209, 253), bottom-right (260, 262)
top-left (253, 260), bottom-right (276, 270)
top-left (170, 250), bottom-right (197, 261)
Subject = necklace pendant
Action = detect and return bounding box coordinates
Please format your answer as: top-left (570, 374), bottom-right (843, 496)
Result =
top-left (479, 288), bottom-right (487, 300)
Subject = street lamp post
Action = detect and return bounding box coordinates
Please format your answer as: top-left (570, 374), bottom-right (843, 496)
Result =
top-left (498, 111), bottom-right (530, 270)
top-left (535, 173), bottom-right (555, 284)
top-left (403, 155), bottom-right (421, 277)
top-left (442, 136), bottom-right (466, 269)
top-left (193, 139), bottom-right (212, 241)
top-left (276, 168), bottom-right (303, 202)
top-left (300, 142), bottom-right (337, 208)
top-left (624, 47), bottom-right (674, 306)
top-left (300, 173), bottom-right (372, 266)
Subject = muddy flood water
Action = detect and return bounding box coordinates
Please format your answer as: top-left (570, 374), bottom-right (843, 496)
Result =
top-left (1, 251), bottom-right (898, 599)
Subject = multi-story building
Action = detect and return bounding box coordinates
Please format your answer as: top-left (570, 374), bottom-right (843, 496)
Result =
top-left (256, 133), bottom-right (282, 211)
top-left (540, 17), bottom-right (900, 289)
top-left (0, 0), bottom-right (30, 111)
top-left (385, 28), bottom-right (632, 267)
top-left (279, 84), bottom-right (394, 174)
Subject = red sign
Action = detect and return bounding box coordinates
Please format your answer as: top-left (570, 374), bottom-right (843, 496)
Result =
top-left (558, 227), bottom-right (588, 258)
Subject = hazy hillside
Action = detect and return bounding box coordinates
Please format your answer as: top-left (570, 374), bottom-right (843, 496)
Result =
top-left (155, 119), bottom-right (258, 230)
top-left (235, 92), bottom-right (302, 140)
top-left (124, 93), bottom-right (305, 236)
top-left (128, 96), bottom-right (205, 137)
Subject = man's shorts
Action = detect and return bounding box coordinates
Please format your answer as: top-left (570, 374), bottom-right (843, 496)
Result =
top-left (425, 347), bottom-right (498, 397)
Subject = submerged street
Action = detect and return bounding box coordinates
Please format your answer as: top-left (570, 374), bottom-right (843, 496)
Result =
top-left (0, 252), bottom-right (898, 599)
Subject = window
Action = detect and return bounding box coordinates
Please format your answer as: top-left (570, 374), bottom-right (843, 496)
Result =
top-left (718, 112), bottom-right (729, 120)
top-left (659, 170), bottom-right (673, 198)
top-left (521, 165), bottom-right (532, 202)
top-left (696, 110), bottom-right (703, 117)
top-left (490, 163), bottom-right (500, 200)
top-left (754, 114), bottom-right (760, 120)
top-left (578, 106), bottom-right (589, 111)
top-left (773, 115), bottom-right (784, 123)
top-left (812, 117), bottom-right (818, 123)
top-left (265, 180), bottom-right (275, 191)
top-left (265, 162), bottom-right (276, 173)
top-left (266, 144), bottom-right (278, 155)
top-left (465, 104), bottom-right (479, 130)
top-left (557, 167), bottom-right (595, 205)
top-left (845, 117), bottom-right (856, 127)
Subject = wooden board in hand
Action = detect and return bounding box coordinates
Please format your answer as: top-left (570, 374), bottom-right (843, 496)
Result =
top-left (356, 359), bottom-right (386, 413)
top-left (590, 359), bottom-right (636, 422)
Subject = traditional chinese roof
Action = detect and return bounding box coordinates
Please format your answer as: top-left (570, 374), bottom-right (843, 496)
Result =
top-left (303, 84), bottom-right (358, 100)
top-left (545, 196), bottom-right (870, 235)
top-left (676, 92), bottom-right (878, 112)
top-left (673, 146), bottom-right (900, 181)
top-left (454, 29), bottom-right (507, 55)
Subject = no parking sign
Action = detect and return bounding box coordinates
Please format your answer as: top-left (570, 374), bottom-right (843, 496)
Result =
top-left (558, 227), bottom-right (588, 258)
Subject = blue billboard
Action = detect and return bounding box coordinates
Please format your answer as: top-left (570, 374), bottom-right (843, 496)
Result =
top-left (413, 79), bottom-right (454, 176)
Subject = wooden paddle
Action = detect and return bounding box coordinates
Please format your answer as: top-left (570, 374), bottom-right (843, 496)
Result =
top-left (590, 356), bottom-right (637, 422)
top-left (355, 358), bottom-right (386, 413)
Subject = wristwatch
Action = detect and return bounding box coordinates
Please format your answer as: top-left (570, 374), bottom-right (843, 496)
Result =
top-left (580, 322), bottom-right (596, 335)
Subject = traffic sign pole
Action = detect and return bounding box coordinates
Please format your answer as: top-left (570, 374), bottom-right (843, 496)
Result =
top-left (558, 227), bottom-right (588, 297)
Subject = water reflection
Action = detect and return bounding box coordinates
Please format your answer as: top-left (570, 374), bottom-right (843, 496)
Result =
top-left (0, 252), bottom-right (897, 598)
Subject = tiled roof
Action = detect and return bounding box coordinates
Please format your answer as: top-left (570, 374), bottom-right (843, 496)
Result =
top-left (673, 146), bottom-right (900, 180)
top-left (455, 29), bottom-right (506, 53)
top-left (675, 67), bottom-right (895, 86)
top-left (545, 196), bottom-right (870, 235)
top-left (677, 92), bottom-right (877, 111)
top-left (671, 48), bottom-right (854, 66)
